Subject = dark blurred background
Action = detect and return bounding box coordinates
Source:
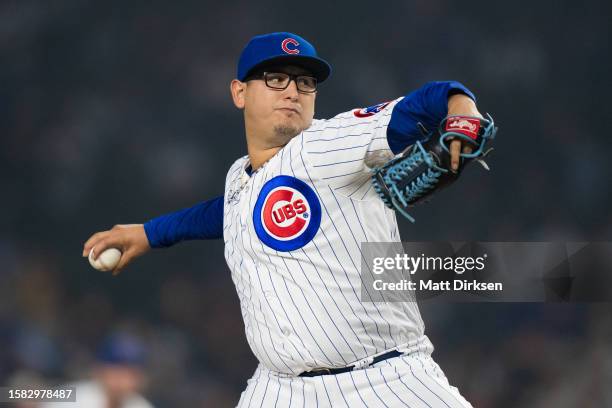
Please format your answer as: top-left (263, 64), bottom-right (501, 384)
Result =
top-left (1, 0), bottom-right (611, 406)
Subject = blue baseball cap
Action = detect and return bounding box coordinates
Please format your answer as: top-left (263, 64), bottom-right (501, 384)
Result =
top-left (237, 32), bottom-right (332, 83)
top-left (95, 333), bottom-right (146, 367)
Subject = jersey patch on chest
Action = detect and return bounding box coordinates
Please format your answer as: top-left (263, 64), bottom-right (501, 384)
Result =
top-left (253, 175), bottom-right (321, 252)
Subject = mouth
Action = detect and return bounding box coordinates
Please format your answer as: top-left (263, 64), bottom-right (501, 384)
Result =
top-left (276, 107), bottom-right (300, 115)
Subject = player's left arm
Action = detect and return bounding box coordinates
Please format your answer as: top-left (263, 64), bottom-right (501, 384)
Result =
top-left (385, 81), bottom-right (480, 155)
top-left (371, 83), bottom-right (498, 220)
top-left (303, 81), bottom-right (483, 194)
top-left (445, 93), bottom-right (483, 171)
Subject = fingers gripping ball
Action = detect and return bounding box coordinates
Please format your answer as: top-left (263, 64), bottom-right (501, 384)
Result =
top-left (88, 247), bottom-right (122, 271)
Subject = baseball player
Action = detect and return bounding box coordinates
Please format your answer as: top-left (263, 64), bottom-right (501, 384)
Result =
top-left (83, 32), bottom-right (487, 407)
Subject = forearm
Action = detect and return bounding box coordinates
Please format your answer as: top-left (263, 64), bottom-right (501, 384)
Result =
top-left (143, 196), bottom-right (224, 248)
top-left (447, 93), bottom-right (481, 117)
top-left (386, 81), bottom-right (477, 154)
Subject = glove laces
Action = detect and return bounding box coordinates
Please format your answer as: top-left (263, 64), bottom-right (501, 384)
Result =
top-left (373, 142), bottom-right (447, 222)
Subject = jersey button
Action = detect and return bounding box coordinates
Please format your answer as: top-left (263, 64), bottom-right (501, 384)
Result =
top-left (282, 327), bottom-right (292, 337)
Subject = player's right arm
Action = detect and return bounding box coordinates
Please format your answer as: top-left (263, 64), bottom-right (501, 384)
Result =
top-left (82, 196), bottom-right (224, 275)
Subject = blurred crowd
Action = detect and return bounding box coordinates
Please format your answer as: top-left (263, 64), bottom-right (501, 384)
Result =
top-left (1, 0), bottom-right (611, 406)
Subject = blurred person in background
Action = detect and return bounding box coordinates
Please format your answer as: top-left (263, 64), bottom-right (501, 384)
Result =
top-left (40, 332), bottom-right (153, 408)
top-left (6, 370), bottom-right (48, 408)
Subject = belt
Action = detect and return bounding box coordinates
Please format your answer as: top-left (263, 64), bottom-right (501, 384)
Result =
top-left (299, 350), bottom-right (403, 377)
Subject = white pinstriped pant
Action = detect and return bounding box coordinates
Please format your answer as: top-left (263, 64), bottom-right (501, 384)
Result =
top-left (236, 352), bottom-right (472, 408)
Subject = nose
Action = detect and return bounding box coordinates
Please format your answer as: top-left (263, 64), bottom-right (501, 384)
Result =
top-left (283, 79), bottom-right (299, 100)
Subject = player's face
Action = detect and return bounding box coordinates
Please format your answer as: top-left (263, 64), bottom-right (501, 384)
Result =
top-left (232, 65), bottom-right (316, 145)
top-left (94, 364), bottom-right (145, 400)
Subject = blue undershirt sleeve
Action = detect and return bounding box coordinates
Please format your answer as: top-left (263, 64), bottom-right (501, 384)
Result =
top-left (143, 195), bottom-right (224, 248)
top-left (386, 81), bottom-right (476, 154)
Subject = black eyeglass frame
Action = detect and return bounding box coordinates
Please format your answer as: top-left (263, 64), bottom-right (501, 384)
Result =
top-left (244, 71), bottom-right (318, 93)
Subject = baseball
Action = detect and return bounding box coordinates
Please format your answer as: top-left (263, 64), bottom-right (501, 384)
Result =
top-left (88, 247), bottom-right (122, 271)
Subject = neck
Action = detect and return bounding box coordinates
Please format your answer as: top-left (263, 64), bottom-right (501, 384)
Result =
top-left (247, 144), bottom-right (282, 170)
top-left (245, 126), bottom-right (294, 171)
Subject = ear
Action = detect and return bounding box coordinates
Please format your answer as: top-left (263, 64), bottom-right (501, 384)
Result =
top-left (230, 79), bottom-right (246, 109)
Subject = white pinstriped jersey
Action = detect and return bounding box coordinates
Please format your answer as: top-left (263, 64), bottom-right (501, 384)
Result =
top-left (223, 97), bottom-right (428, 376)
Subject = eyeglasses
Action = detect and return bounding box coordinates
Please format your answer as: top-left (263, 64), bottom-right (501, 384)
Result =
top-left (246, 72), bottom-right (317, 93)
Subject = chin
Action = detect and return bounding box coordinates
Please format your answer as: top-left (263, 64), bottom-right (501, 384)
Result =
top-left (273, 123), bottom-right (302, 140)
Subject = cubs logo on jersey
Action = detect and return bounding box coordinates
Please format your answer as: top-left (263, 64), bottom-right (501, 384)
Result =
top-left (253, 175), bottom-right (321, 252)
top-left (353, 101), bottom-right (391, 118)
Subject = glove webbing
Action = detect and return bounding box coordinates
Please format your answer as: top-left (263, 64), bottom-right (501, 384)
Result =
top-left (372, 141), bottom-right (448, 222)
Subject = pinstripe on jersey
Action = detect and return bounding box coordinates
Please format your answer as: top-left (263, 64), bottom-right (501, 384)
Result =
top-left (223, 98), bottom-right (427, 376)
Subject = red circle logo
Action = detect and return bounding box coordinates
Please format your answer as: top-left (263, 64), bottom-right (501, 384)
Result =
top-left (261, 187), bottom-right (310, 240)
top-left (281, 38), bottom-right (300, 55)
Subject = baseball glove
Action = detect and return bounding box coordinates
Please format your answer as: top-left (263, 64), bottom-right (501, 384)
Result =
top-left (371, 113), bottom-right (498, 222)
